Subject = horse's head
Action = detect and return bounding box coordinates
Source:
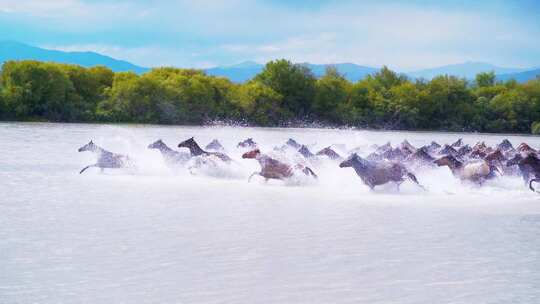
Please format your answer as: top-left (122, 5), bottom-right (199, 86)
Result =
top-left (298, 145), bottom-right (314, 158)
top-left (286, 138), bottom-right (301, 149)
top-left (237, 138), bottom-right (256, 148)
top-left (178, 137), bottom-right (196, 149)
top-left (340, 153), bottom-right (364, 168)
top-left (451, 138), bottom-right (463, 148)
top-left (520, 153), bottom-right (540, 167)
top-left (148, 139), bottom-right (165, 150)
top-left (242, 149), bottom-right (261, 159)
top-left (78, 140), bottom-right (97, 152)
top-left (485, 149), bottom-right (505, 163)
top-left (434, 155), bottom-right (461, 168)
top-left (517, 143), bottom-right (536, 153)
top-left (498, 139), bottom-right (513, 151)
top-left (506, 153), bottom-right (523, 167)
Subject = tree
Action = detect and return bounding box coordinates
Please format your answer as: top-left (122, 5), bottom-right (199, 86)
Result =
top-left (312, 66), bottom-right (350, 123)
top-left (254, 59), bottom-right (316, 118)
top-left (475, 71), bottom-right (496, 88)
top-left (234, 82), bottom-right (284, 126)
top-left (0, 61), bottom-right (79, 121)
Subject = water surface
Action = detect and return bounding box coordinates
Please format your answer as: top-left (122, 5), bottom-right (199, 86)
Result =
top-left (1, 122), bottom-right (539, 303)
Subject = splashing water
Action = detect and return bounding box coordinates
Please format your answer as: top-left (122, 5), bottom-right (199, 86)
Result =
top-left (1, 122), bottom-right (540, 304)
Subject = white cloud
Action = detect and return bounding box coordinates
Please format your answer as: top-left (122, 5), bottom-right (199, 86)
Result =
top-left (7, 0), bottom-right (540, 69)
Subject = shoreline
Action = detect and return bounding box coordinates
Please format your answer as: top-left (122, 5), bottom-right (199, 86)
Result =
top-left (2, 120), bottom-right (539, 138)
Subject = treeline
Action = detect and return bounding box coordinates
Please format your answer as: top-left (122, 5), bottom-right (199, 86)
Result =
top-left (1, 59), bottom-right (540, 133)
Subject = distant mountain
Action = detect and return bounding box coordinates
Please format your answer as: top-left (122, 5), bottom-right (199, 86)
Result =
top-left (205, 61), bottom-right (264, 82)
top-left (206, 61), bottom-right (379, 82)
top-left (407, 62), bottom-right (527, 80)
top-left (0, 41), bottom-right (148, 74)
top-left (301, 63), bottom-right (379, 82)
top-left (497, 68), bottom-right (540, 83)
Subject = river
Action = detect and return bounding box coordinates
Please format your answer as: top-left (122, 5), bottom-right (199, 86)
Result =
top-left (1, 122), bottom-right (539, 303)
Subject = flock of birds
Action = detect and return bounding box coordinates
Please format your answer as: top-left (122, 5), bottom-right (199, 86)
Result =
top-left (78, 136), bottom-right (540, 193)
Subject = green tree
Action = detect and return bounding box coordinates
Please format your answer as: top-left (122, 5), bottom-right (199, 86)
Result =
top-left (254, 59), bottom-right (316, 118)
top-left (475, 71), bottom-right (496, 88)
top-left (234, 82), bottom-right (284, 126)
top-left (312, 66), bottom-right (351, 123)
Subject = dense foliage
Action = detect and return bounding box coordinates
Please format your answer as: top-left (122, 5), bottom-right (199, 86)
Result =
top-left (1, 59), bottom-right (540, 133)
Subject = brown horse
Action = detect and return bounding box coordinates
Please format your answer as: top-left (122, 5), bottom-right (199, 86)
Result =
top-left (242, 149), bottom-right (317, 182)
top-left (507, 153), bottom-right (540, 192)
top-left (316, 146), bottom-right (342, 160)
top-left (339, 153), bottom-right (425, 191)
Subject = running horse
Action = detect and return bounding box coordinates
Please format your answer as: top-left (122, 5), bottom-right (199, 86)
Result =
top-left (339, 153), bottom-right (425, 191)
top-left (178, 137), bottom-right (232, 162)
top-left (78, 140), bottom-right (134, 174)
top-left (507, 153), bottom-right (540, 192)
top-left (148, 139), bottom-right (190, 166)
top-left (242, 149), bottom-right (318, 182)
top-left (434, 155), bottom-right (498, 184)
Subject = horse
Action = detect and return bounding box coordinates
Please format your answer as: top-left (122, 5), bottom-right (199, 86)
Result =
top-left (399, 140), bottom-right (416, 156)
top-left (78, 140), bottom-right (133, 174)
top-left (316, 146), bottom-right (342, 160)
top-left (517, 143), bottom-right (537, 154)
top-left (242, 149), bottom-right (317, 182)
top-left (205, 139), bottom-right (225, 151)
top-left (406, 146), bottom-right (435, 167)
top-left (438, 144), bottom-right (459, 157)
top-left (457, 145), bottom-right (472, 158)
top-left (451, 138), bottom-right (463, 148)
top-left (497, 139), bottom-right (514, 151)
top-left (339, 153), bottom-right (424, 191)
top-left (423, 141), bottom-right (441, 154)
top-left (178, 137), bottom-right (232, 162)
top-left (434, 155), bottom-right (498, 184)
top-left (298, 145), bottom-right (315, 159)
top-left (148, 139), bottom-right (190, 166)
top-left (286, 138), bottom-right (302, 150)
top-left (375, 142), bottom-right (393, 154)
top-left (507, 153), bottom-right (540, 191)
top-left (483, 149), bottom-right (508, 174)
top-left (237, 138), bottom-right (257, 149)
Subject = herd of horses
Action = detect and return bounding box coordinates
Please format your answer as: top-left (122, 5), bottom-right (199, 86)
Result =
top-left (78, 136), bottom-right (540, 193)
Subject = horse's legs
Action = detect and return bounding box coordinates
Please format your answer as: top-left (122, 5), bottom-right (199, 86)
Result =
top-left (406, 172), bottom-right (426, 191)
top-left (79, 164), bottom-right (96, 174)
top-left (529, 178), bottom-right (540, 192)
top-left (248, 171), bottom-right (260, 183)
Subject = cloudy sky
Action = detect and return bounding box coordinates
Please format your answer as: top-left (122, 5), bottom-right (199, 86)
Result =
top-left (1, 0), bottom-right (539, 70)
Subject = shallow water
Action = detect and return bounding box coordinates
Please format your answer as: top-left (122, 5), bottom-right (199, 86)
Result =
top-left (1, 122), bottom-right (539, 304)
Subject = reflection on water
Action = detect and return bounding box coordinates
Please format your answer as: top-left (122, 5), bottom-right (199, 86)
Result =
top-left (1, 122), bottom-right (539, 304)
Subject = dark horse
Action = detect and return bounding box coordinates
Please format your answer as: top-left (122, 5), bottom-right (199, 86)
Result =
top-left (242, 149), bottom-right (317, 182)
top-left (507, 153), bottom-right (540, 192)
top-left (339, 153), bottom-right (424, 190)
top-left (148, 139), bottom-right (190, 166)
top-left (78, 141), bottom-right (133, 174)
top-left (178, 137), bottom-right (232, 162)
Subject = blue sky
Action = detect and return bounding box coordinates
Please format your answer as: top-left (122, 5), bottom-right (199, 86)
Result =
top-left (1, 0), bottom-right (539, 70)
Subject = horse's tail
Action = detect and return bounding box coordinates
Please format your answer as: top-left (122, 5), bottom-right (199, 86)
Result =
top-left (529, 178), bottom-right (540, 192)
top-left (407, 172), bottom-right (426, 191)
top-left (303, 166), bottom-right (318, 179)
